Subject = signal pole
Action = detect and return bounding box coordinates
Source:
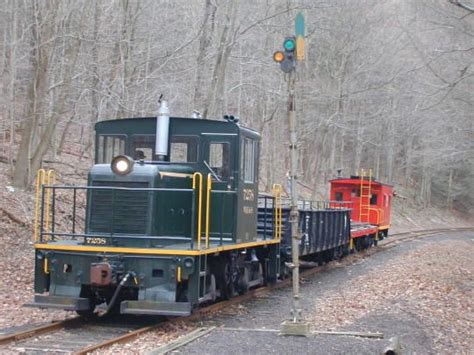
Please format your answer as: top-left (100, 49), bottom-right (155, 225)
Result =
top-left (274, 12), bottom-right (310, 336)
top-left (288, 69), bottom-right (301, 324)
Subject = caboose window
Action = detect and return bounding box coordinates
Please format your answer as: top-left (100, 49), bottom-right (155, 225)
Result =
top-left (352, 189), bottom-right (360, 197)
top-left (170, 136), bottom-right (198, 163)
top-left (241, 137), bottom-right (256, 183)
top-left (370, 194), bottom-right (378, 205)
top-left (335, 192), bottom-right (343, 201)
top-left (97, 135), bottom-right (126, 163)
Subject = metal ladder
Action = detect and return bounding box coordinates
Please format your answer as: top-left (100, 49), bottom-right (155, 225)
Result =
top-left (358, 168), bottom-right (372, 223)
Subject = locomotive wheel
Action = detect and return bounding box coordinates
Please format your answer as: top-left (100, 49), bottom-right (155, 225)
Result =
top-left (207, 274), bottom-right (217, 302)
top-left (218, 262), bottom-right (235, 300)
top-left (238, 267), bottom-right (250, 294)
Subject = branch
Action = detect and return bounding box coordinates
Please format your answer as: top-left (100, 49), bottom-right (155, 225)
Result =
top-left (0, 207), bottom-right (28, 227)
top-left (449, 0), bottom-right (474, 13)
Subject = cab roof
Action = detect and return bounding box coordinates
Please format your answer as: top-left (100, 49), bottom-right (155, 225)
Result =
top-left (95, 116), bottom-right (260, 140)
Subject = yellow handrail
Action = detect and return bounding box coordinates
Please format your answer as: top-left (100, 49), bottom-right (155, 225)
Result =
top-left (34, 169), bottom-right (55, 242)
top-left (176, 266), bottom-right (182, 283)
top-left (34, 169), bottom-right (46, 242)
top-left (205, 174), bottom-right (212, 249)
top-left (43, 257), bottom-right (50, 274)
top-left (192, 172), bottom-right (203, 249)
top-left (43, 170), bottom-right (56, 239)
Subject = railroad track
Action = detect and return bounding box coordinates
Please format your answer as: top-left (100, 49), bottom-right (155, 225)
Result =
top-left (1, 227), bottom-right (471, 354)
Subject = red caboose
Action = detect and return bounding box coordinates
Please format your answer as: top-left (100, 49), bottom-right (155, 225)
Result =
top-left (329, 170), bottom-right (394, 238)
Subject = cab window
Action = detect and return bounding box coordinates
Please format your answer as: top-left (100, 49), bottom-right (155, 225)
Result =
top-left (131, 135), bottom-right (199, 162)
top-left (132, 135), bottom-right (154, 160)
top-left (97, 135), bottom-right (126, 163)
top-left (209, 142), bottom-right (230, 181)
top-left (241, 137), bottom-right (256, 183)
top-left (170, 136), bottom-right (198, 163)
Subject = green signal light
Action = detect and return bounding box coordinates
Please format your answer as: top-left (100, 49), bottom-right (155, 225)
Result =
top-left (283, 38), bottom-right (295, 51)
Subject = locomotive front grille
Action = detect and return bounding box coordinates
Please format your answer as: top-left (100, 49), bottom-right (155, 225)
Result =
top-left (88, 181), bottom-right (150, 234)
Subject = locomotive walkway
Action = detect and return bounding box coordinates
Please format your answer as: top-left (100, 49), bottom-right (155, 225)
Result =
top-left (152, 230), bottom-right (472, 354)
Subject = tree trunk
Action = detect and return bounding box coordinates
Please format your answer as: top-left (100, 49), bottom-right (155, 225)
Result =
top-left (12, 1), bottom-right (50, 188)
top-left (202, 0), bottom-right (238, 118)
top-left (193, 0), bottom-right (216, 112)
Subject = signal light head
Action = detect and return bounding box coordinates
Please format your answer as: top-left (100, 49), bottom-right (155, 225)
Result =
top-left (273, 51), bottom-right (285, 63)
top-left (283, 38), bottom-right (296, 52)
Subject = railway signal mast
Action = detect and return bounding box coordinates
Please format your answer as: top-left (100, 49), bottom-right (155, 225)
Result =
top-left (274, 12), bottom-right (310, 336)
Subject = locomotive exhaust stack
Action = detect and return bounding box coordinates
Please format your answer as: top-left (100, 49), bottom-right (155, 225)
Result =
top-left (155, 99), bottom-right (170, 160)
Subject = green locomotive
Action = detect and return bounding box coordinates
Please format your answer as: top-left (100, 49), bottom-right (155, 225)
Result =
top-left (31, 102), bottom-right (282, 316)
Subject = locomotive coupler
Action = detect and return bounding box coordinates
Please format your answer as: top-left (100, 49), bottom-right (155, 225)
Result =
top-left (90, 261), bottom-right (124, 287)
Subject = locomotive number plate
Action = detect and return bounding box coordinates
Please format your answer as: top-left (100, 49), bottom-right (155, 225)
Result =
top-left (85, 237), bottom-right (107, 245)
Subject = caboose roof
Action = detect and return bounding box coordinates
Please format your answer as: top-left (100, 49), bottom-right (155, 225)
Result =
top-left (329, 177), bottom-right (394, 188)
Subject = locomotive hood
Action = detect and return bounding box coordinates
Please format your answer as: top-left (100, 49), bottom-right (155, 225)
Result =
top-left (88, 163), bottom-right (195, 185)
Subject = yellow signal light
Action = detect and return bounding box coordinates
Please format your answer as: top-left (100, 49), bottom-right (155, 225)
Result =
top-left (273, 51), bottom-right (285, 63)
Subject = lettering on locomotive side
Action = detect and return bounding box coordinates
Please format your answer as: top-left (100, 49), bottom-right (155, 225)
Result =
top-left (243, 206), bottom-right (254, 214)
top-left (85, 237), bottom-right (107, 245)
top-left (243, 188), bottom-right (255, 201)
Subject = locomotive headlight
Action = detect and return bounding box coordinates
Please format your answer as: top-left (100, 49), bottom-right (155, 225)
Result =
top-left (111, 155), bottom-right (134, 175)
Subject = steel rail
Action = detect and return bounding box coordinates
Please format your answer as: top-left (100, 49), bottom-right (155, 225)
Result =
top-left (0, 318), bottom-right (81, 346)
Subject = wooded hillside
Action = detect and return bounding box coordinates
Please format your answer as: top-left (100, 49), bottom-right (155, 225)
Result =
top-left (0, 0), bottom-right (472, 211)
